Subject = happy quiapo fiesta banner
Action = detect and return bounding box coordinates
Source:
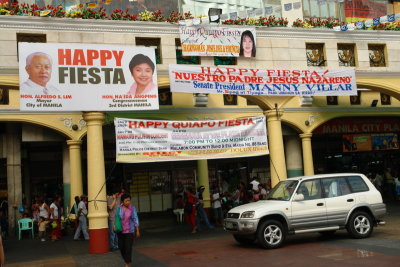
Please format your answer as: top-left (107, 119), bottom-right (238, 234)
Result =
top-left (115, 116), bottom-right (269, 163)
top-left (179, 26), bottom-right (256, 57)
top-left (169, 65), bottom-right (357, 96)
top-left (18, 42), bottom-right (158, 111)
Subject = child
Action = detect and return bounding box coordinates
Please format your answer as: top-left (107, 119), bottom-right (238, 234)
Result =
top-left (38, 216), bottom-right (49, 242)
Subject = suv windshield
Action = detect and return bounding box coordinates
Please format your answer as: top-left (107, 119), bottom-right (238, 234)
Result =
top-left (267, 180), bottom-right (299, 201)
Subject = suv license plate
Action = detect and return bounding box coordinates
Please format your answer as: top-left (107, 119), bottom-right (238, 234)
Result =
top-left (226, 222), bottom-right (233, 228)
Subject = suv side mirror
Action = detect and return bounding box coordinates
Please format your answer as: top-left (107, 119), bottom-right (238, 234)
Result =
top-left (293, 193), bottom-right (304, 201)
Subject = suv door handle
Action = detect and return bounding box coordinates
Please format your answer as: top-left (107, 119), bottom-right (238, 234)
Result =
top-left (317, 203), bottom-right (324, 206)
top-left (347, 199), bottom-right (354, 202)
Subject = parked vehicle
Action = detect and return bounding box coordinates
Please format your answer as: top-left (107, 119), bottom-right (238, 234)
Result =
top-left (224, 173), bottom-right (386, 249)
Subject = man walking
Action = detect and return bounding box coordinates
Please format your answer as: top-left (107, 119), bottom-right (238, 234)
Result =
top-left (73, 195), bottom-right (89, 241)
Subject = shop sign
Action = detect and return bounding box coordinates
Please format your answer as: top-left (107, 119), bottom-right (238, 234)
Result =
top-left (18, 43), bottom-right (159, 111)
top-left (315, 118), bottom-right (400, 134)
top-left (343, 133), bottom-right (399, 152)
top-left (114, 116), bottom-right (269, 163)
top-left (179, 26), bottom-right (256, 57)
top-left (169, 65), bottom-right (357, 96)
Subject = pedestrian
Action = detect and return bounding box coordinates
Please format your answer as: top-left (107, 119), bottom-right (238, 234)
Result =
top-left (196, 186), bottom-right (214, 231)
top-left (38, 216), bottom-right (49, 242)
top-left (70, 196), bottom-right (80, 232)
top-left (73, 195), bottom-right (89, 241)
top-left (49, 197), bottom-right (62, 241)
top-left (249, 177), bottom-right (260, 191)
top-left (184, 187), bottom-right (197, 233)
top-left (258, 184), bottom-right (268, 200)
top-left (114, 193), bottom-right (140, 267)
top-left (107, 188), bottom-right (120, 251)
top-left (211, 188), bottom-right (223, 226)
top-left (31, 197), bottom-right (40, 222)
top-left (38, 197), bottom-right (50, 220)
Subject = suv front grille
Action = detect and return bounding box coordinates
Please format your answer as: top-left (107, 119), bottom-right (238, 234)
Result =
top-left (227, 212), bottom-right (240, 219)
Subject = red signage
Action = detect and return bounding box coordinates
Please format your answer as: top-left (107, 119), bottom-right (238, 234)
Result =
top-left (344, 0), bottom-right (387, 19)
top-left (314, 118), bottom-right (400, 134)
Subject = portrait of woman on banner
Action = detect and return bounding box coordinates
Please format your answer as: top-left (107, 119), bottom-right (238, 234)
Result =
top-left (126, 53), bottom-right (156, 96)
top-left (239, 30), bottom-right (256, 58)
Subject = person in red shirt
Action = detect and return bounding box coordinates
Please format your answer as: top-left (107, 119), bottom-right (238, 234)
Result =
top-left (184, 187), bottom-right (198, 234)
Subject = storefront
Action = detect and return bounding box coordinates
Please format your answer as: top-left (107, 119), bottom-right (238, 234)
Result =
top-left (312, 117), bottom-right (400, 175)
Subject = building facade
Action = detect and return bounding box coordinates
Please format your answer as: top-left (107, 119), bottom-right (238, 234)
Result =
top-left (0, 1), bottom-right (400, 252)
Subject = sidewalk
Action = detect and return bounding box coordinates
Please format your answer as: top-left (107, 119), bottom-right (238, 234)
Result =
top-left (5, 212), bottom-right (228, 267)
top-left (4, 201), bottom-right (400, 266)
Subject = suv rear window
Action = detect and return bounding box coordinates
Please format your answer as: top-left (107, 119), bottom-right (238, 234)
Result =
top-left (346, 176), bottom-right (369, 193)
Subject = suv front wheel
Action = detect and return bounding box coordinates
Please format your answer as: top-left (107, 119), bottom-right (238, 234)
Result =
top-left (257, 219), bottom-right (286, 249)
top-left (347, 211), bottom-right (374, 238)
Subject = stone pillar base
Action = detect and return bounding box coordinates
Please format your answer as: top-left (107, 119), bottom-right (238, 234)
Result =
top-left (89, 228), bottom-right (109, 254)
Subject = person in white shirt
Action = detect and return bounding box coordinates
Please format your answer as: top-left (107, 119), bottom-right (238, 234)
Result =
top-left (74, 195), bottom-right (90, 241)
top-left (21, 52), bottom-right (59, 95)
top-left (211, 188), bottom-right (223, 226)
top-left (250, 177), bottom-right (260, 191)
top-left (49, 197), bottom-right (62, 241)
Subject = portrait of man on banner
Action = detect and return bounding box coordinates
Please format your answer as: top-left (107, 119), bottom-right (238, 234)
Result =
top-left (21, 52), bottom-right (59, 95)
top-left (126, 53), bottom-right (157, 97)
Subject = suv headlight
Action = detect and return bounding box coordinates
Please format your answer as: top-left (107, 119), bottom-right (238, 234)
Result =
top-left (241, 211), bottom-right (255, 218)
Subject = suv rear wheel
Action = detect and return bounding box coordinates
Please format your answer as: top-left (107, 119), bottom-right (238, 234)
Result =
top-left (257, 219), bottom-right (286, 249)
top-left (347, 211), bottom-right (374, 238)
top-left (233, 234), bottom-right (255, 245)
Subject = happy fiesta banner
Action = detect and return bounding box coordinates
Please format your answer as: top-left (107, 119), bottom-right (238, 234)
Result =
top-left (115, 116), bottom-right (269, 163)
top-left (169, 65), bottom-right (357, 96)
top-left (19, 42), bottom-right (158, 111)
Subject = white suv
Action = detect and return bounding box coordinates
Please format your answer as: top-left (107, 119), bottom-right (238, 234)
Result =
top-left (224, 173), bottom-right (386, 249)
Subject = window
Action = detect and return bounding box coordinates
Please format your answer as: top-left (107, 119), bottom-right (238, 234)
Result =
top-left (297, 179), bottom-right (322, 200)
top-left (302, 0), bottom-right (339, 19)
top-left (338, 44), bottom-right (356, 67)
top-left (159, 88), bottom-right (172, 105)
top-left (135, 37), bottom-right (162, 64)
top-left (175, 39), bottom-right (200, 65)
top-left (350, 91), bottom-right (361, 105)
top-left (347, 176), bottom-right (369, 193)
top-left (326, 96), bottom-right (338, 105)
top-left (214, 57), bottom-right (237, 66)
top-left (368, 44), bottom-right (386, 67)
top-left (0, 88), bottom-right (9, 105)
top-left (380, 93), bottom-right (391, 105)
top-left (223, 95), bottom-right (237, 105)
top-left (17, 33), bottom-right (46, 60)
top-left (306, 43), bottom-right (326, 67)
top-left (322, 177), bottom-right (351, 198)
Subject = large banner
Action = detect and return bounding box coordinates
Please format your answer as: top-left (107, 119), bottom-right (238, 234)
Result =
top-left (344, 0), bottom-right (387, 23)
top-left (342, 133), bottom-right (399, 152)
top-left (19, 43), bottom-right (159, 111)
top-left (115, 116), bottom-right (269, 163)
top-left (169, 65), bottom-right (357, 96)
top-left (179, 26), bottom-right (256, 57)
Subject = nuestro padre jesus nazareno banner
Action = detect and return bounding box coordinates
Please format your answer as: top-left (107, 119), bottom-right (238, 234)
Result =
top-left (18, 42), bottom-right (159, 111)
top-left (115, 116), bottom-right (269, 163)
top-left (169, 64), bottom-right (357, 96)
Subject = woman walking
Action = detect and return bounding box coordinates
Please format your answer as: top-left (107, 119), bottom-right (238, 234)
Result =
top-left (114, 194), bottom-right (140, 267)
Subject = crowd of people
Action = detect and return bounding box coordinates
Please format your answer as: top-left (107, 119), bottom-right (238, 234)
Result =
top-left (177, 177), bottom-right (271, 233)
top-left (367, 167), bottom-right (400, 201)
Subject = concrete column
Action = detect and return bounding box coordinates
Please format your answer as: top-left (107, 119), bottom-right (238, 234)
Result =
top-left (6, 124), bottom-right (22, 235)
top-left (62, 144), bottom-right (71, 216)
top-left (285, 135), bottom-right (304, 178)
top-left (67, 140), bottom-right (83, 209)
top-left (264, 110), bottom-right (287, 187)
top-left (197, 160), bottom-right (210, 208)
top-left (300, 133), bottom-right (314, 176)
top-left (83, 112), bottom-right (109, 254)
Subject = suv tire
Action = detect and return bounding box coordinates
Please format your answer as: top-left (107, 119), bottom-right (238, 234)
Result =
top-left (347, 211), bottom-right (374, 239)
top-left (257, 219), bottom-right (286, 249)
top-left (233, 234), bottom-right (255, 245)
